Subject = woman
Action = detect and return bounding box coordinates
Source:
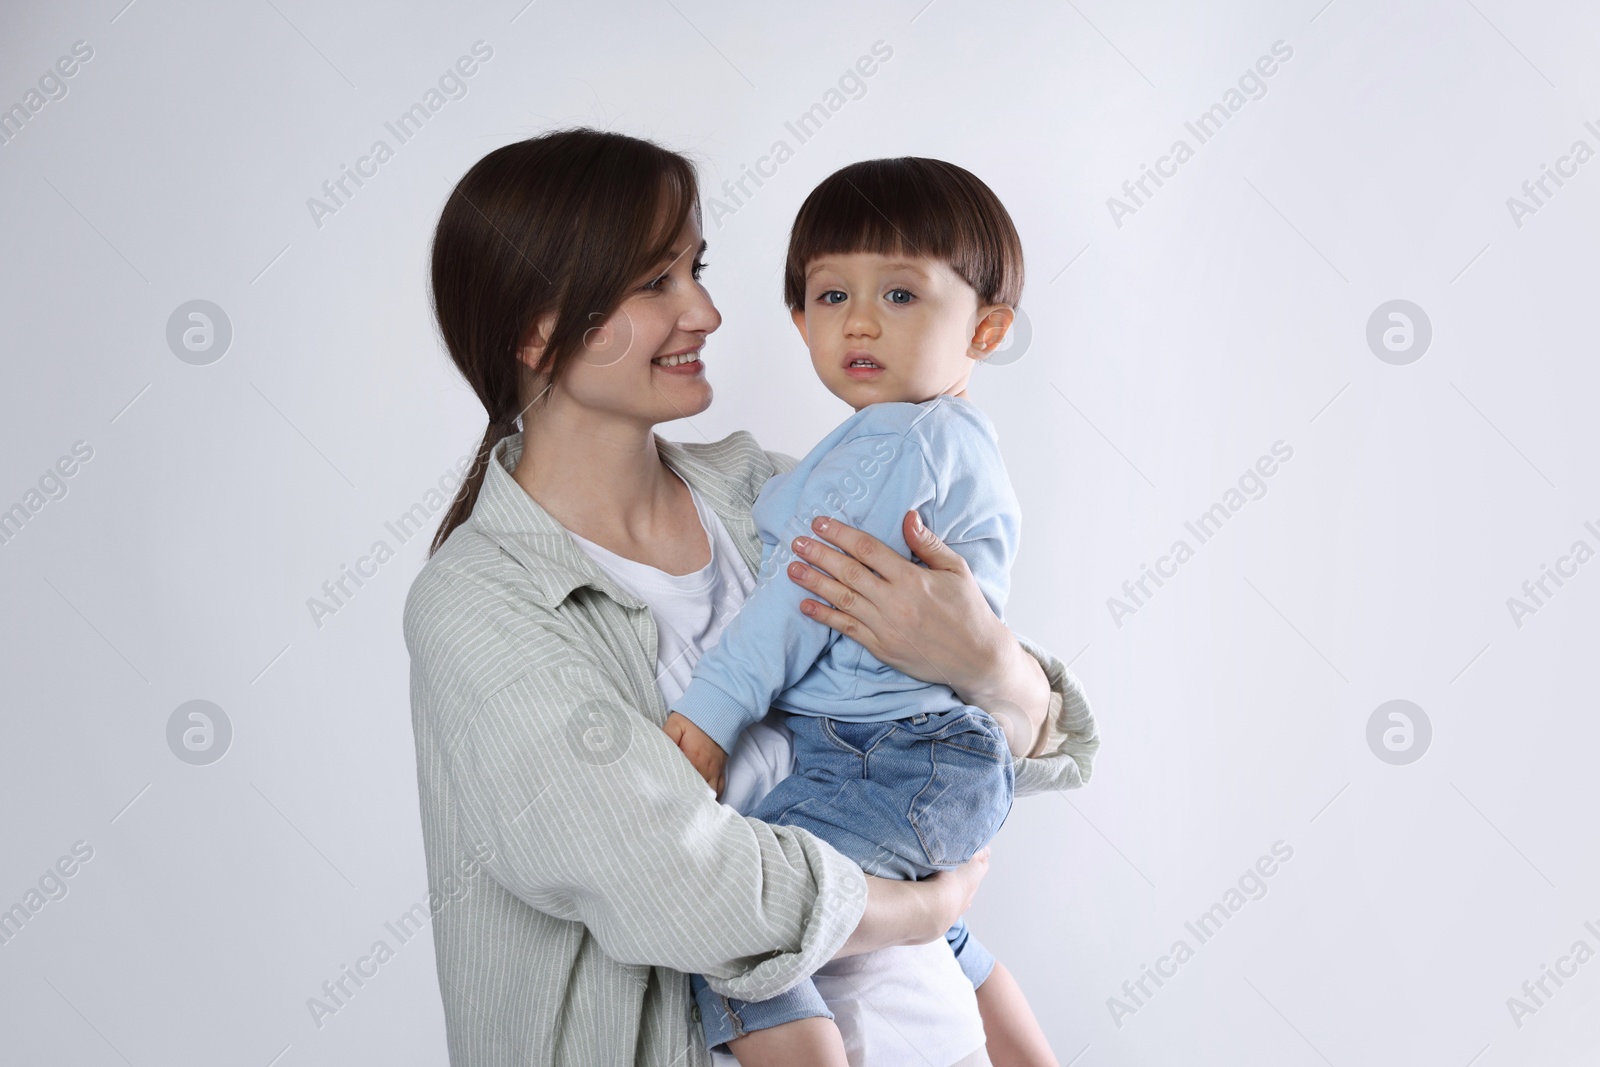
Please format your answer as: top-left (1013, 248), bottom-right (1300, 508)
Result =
top-left (404, 128), bottom-right (1098, 1067)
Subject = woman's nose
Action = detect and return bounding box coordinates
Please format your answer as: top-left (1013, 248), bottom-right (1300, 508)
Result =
top-left (682, 289), bottom-right (722, 334)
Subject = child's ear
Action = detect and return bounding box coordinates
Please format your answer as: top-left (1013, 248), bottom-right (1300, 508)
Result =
top-left (790, 306), bottom-right (810, 345)
top-left (969, 305), bottom-right (1015, 359)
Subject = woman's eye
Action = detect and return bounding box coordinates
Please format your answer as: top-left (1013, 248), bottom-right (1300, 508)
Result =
top-left (886, 288), bottom-right (914, 305)
top-left (819, 290), bottom-right (847, 305)
top-left (645, 259), bottom-right (709, 290)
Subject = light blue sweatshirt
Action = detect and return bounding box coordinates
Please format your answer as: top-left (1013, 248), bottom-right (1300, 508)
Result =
top-left (673, 395), bottom-right (1021, 754)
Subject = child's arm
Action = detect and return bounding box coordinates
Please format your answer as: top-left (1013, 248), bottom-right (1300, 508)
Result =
top-left (670, 431), bottom-right (938, 757)
top-left (976, 961), bottom-right (1060, 1067)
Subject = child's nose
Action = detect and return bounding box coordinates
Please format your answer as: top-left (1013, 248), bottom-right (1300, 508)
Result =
top-left (844, 310), bottom-right (880, 337)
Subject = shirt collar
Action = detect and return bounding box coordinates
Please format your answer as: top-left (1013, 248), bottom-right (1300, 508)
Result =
top-left (467, 430), bottom-right (763, 610)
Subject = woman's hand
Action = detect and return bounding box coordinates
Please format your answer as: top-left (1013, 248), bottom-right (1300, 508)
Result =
top-left (786, 512), bottom-right (1008, 698)
top-left (834, 848), bottom-right (991, 959)
top-left (922, 846), bottom-right (990, 936)
top-left (786, 511), bottom-right (1051, 752)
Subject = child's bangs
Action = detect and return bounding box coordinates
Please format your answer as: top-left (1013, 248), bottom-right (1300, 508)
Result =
top-left (791, 170), bottom-right (954, 272)
top-left (784, 157), bottom-right (1023, 310)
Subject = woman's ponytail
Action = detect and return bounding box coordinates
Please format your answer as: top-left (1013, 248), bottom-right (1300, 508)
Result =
top-left (430, 416), bottom-right (514, 556)
top-left (424, 128), bottom-right (697, 556)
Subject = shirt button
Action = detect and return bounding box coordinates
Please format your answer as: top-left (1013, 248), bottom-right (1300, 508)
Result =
top-left (690, 1004), bottom-right (701, 1023)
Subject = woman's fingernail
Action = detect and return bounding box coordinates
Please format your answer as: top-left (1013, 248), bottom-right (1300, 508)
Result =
top-left (794, 536), bottom-right (810, 551)
top-left (910, 511), bottom-right (924, 533)
top-left (813, 517), bottom-right (830, 532)
top-left (801, 601), bottom-right (816, 616)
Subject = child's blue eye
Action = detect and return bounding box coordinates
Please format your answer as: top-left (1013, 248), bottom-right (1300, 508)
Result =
top-left (819, 290), bottom-right (847, 305)
top-left (886, 289), bottom-right (914, 305)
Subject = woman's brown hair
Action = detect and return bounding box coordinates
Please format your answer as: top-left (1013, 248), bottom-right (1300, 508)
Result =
top-left (428, 128), bottom-right (699, 555)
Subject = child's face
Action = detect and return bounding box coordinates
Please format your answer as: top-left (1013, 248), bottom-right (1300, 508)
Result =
top-left (791, 252), bottom-right (1012, 410)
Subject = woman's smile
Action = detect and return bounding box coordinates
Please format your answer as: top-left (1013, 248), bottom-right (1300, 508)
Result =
top-left (651, 346), bottom-right (705, 374)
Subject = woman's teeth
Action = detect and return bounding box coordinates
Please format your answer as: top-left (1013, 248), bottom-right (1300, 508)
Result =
top-left (652, 351), bottom-right (701, 367)
top-left (850, 359), bottom-right (878, 367)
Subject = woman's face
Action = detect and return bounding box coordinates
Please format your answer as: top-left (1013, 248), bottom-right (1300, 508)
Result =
top-left (551, 214), bottom-right (720, 428)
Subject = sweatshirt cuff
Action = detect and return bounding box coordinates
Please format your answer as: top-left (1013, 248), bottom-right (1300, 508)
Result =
top-left (1010, 632), bottom-right (1100, 798)
top-left (674, 679), bottom-right (756, 754)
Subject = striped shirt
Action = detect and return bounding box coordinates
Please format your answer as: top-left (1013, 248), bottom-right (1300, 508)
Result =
top-left (403, 429), bottom-right (1100, 1066)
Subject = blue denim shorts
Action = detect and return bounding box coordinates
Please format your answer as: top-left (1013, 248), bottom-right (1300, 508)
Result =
top-left (693, 705), bottom-right (1013, 1050)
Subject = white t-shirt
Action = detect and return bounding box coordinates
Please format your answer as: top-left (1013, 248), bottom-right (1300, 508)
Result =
top-left (565, 481), bottom-right (987, 1067)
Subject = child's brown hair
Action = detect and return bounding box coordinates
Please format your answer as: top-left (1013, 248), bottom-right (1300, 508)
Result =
top-left (783, 157), bottom-right (1024, 311)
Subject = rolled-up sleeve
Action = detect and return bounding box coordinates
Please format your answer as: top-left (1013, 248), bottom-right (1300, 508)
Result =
top-left (1008, 632), bottom-right (1100, 797)
top-left (443, 652), bottom-right (868, 1002)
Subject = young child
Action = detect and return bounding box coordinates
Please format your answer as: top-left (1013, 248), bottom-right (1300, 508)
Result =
top-left (665, 157), bottom-right (1050, 1065)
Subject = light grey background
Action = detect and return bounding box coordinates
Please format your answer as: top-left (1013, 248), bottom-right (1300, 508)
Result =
top-left (3, 0), bottom-right (1598, 1064)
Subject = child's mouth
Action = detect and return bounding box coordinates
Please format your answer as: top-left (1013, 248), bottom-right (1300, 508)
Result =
top-left (843, 354), bottom-right (883, 379)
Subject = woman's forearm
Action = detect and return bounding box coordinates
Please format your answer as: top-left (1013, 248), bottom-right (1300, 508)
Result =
top-left (833, 876), bottom-right (940, 958)
top-left (833, 849), bottom-right (991, 960)
top-left (961, 632), bottom-right (1052, 758)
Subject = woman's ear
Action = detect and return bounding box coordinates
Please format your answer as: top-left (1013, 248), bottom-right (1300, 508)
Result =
top-left (790, 306), bottom-right (809, 346)
top-left (969, 306), bottom-right (1015, 359)
top-left (518, 311), bottom-right (559, 373)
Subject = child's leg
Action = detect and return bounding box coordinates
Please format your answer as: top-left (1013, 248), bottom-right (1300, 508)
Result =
top-left (690, 972), bottom-right (846, 1066)
top-left (726, 1017), bottom-right (849, 1067)
top-left (946, 895), bottom-right (1052, 1065)
top-left (946, 917), bottom-right (998, 988)
top-left (715, 709), bottom-right (1012, 1064)
top-left (973, 961), bottom-right (1058, 1067)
